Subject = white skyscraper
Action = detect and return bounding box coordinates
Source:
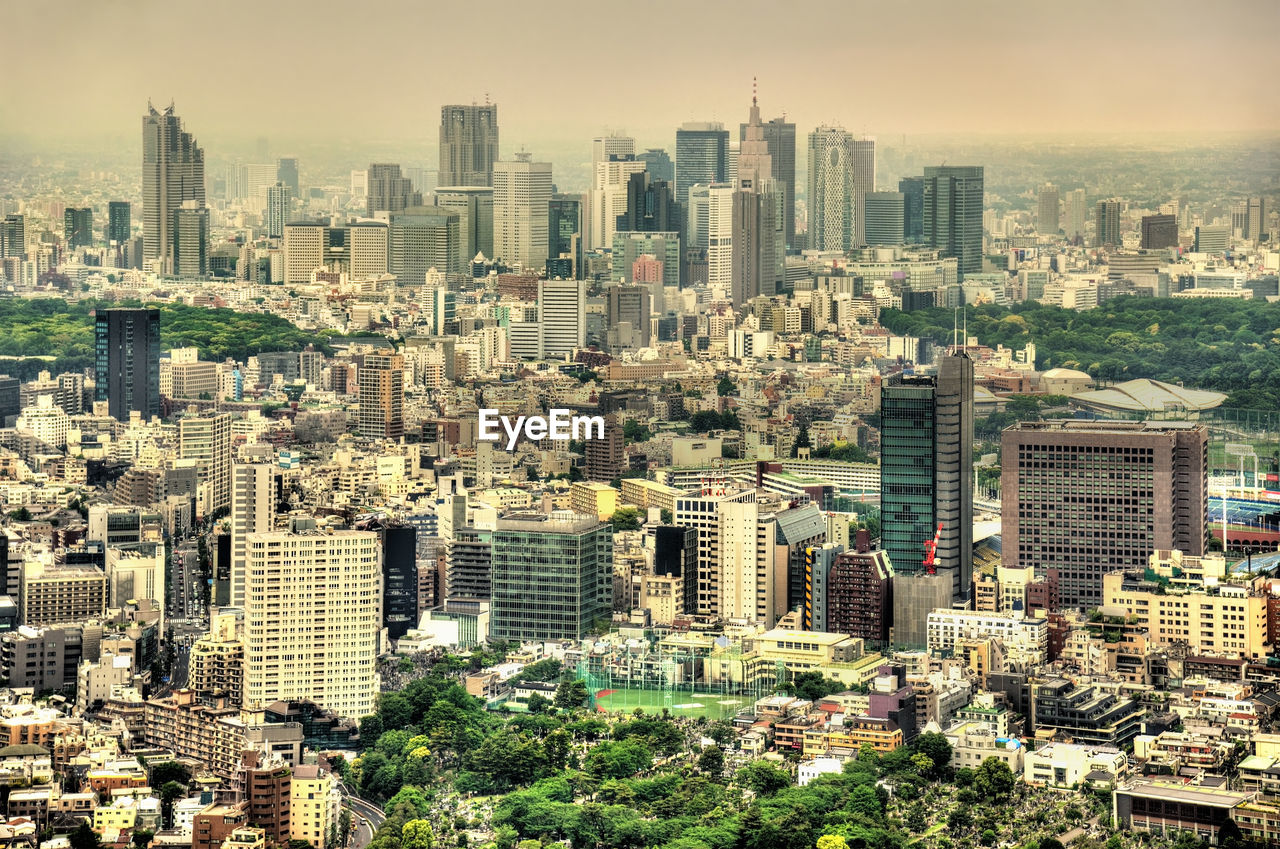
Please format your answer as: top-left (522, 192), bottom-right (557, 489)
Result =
top-left (807, 126), bottom-right (856, 252)
top-left (178, 411), bottom-right (232, 517)
top-left (231, 464), bottom-right (275, 610)
top-left (493, 153), bottom-right (553, 271)
top-left (538, 278), bottom-right (587, 358)
top-left (589, 154), bottom-right (646, 251)
top-left (592, 134), bottom-right (635, 166)
top-left (242, 525), bottom-right (381, 719)
top-left (686, 182), bottom-right (736, 293)
top-left (851, 137), bottom-right (876, 248)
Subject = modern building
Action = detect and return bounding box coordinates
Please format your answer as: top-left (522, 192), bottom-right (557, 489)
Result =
top-left (686, 182), bottom-right (735, 289)
top-left (605, 284), bottom-right (652, 351)
top-left (357, 353), bottom-right (405, 440)
top-left (439, 104), bottom-right (499, 187)
top-left (177, 410), bottom-right (233, 515)
top-left (618, 170), bottom-right (679, 235)
top-left (242, 524), bottom-right (381, 719)
top-left (95, 308), bottom-right (161, 421)
top-left (172, 201), bottom-right (208, 276)
top-left (610, 231), bottom-right (680, 287)
top-left (1037, 183), bottom-right (1060, 234)
top-left (382, 526), bottom-right (417, 642)
top-left (675, 122), bottom-right (729, 203)
top-left (282, 221), bottom-right (388, 284)
top-left (731, 94), bottom-right (784, 306)
top-left (741, 112), bottom-right (796, 249)
top-left (493, 153), bottom-right (552, 270)
top-left (489, 513), bottom-right (612, 642)
top-left (637, 148), bottom-right (674, 184)
top-left (1140, 214), bottom-right (1178, 249)
top-left (923, 166), bottom-right (984, 279)
top-left (589, 152), bottom-right (646, 251)
top-left (388, 205), bottom-right (461, 278)
top-left (63, 207), bottom-right (93, 248)
top-left (547, 193), bottom-right (582, 277)
top-left (849, 137), bottom-right (876, 248)
top-left (899, 177), bottom-right (924, 244)
top-left (276, 157), bottom-right (299, 196)
top-left (142, 102), bottom-right (205, 270)
top-left (1001, 420), bottom-right (1209, 608)
top-left (0, 214), bottom-right (23, 259)
top-left (1245, 196), bottom-right (1267, 241)
top-left (231, 464), bottom-right (276, 610)
top-left (107, 201), bottom-right (131, 245)
top-left (825, 549), bottom-right (893, 645)
top-left (366, 163), bottom-right (422, 217)
top-left (434, 186), bottom-right (494, 263)
top-left (1065, 188), bottom-right (1087, 242)
top-left (1094, 199), bottom-right (1123, 247)
top-left (807, 126), bottom-right (855, 252)
top-left (1031, 678), bottom-right (1144, 746)
top-left (538, 278), bottom-right (586, 358)
top-left (863, 192), bottom-right (905, 246)
top-left (265, 183), bottom-right (289, 239)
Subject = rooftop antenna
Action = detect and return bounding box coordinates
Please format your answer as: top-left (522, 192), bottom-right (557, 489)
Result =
top-left (963, 305), bottom-right (968, 352)
top-left (752, 76), bottom-right (757, 107)
top-left (952, 307), bottom-right (959, 352)
top-left (484, 91), bottom-right (490, 106)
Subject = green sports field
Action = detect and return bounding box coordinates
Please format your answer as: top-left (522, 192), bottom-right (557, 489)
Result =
top-left (593, 687), bottom-right (747, 720)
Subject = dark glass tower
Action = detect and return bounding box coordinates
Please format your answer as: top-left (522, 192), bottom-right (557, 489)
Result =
top-left (142, 103), bottom-right (205, 267)
top-left (276, 157), bottom-right (299, 196)
top-left (63, 208), bottom-right (93, 248)
top-left (637, 148), bottom-right (674, 184)
top-left (923, 166), bottom-right (983, 279)
top-left (383, 526), bottom-right (418, 641)
top-left (107, 202), bottom-right (131, 244)
top-left (675, 122), bottom-right (729, 203)
top-left (94, 308), bottom-right (161, 420)
top-left (617, 171), bottom-right (679, 234)
top-left (899, 177), bottom-right (925, 243)
top-left (548, 194), bottom-right (582, 278)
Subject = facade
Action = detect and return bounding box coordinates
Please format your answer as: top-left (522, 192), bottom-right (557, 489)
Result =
top-left (612, 231), bottom-right (680, 287)
top-left (388, 205), bottom-right (460, 278)
top-left (64, 207), bottom-right (93, 248)
top-left (435, 186), bottom-right (495, 263)
top-left (493, 153), bottom-right (552, 271)
top-left (489, 514), bottom-right (612, 642)
top-left (265, 183), bottom-right (288, 239)
top-left (20, 563), bottom-right (107, 626)
top-left (899, 177), bottom-right (924, 243)
top-left (439, 104), bottom-right (499, 187)
top-left (95, 308), bottom-right (161, 421)
top-left (178, 410), bottom-right (232, 515)
top-left (675, 122), bottom-right (729, 203)
top-left (923, 166), bottom-right (983, 279)
top-left (1140, 213), bottom-right (1178, 249)
top-left (282, 221), bottom-right (388, 284)
top-left (107, 201), bottom-right (131, 244)
top-left (547, 193), bottom-right (582, 277)
top-left (825, 549), bottom-right (893, 645)
top-left (142, 103), bottom-right (205, 269)
top-left (863, 192), bottom-right (905, 246)
top-left (1095, 199), bottom-right (1122, 247)
top-left (231, 464), bottom-right (275, 610)
top-left (1001, 421), bottom-right (1209, 608)
top-left (926, 610), bottom-right (1048, 658)
top-left (741, 114), bottom-right (796, 248)
top-left (189, 612), bottom-right (244, 704)
top-left (357, 353), bottom-right (405, 440)
top-left (537, 278), bottom-right (586, 358)
top-left (1031, 678), bottom-right (1143, 746)
top-left (289, 765), bottom-right (338, 849)
top-left (172, 201), bottom-right (209, 276)
top-left (806, 126), bottom-right (855, 252)
top-left (242, 526), bottom-right (381, 719)
top-left (1037, 183), bottom-right (1060, 234)
top-left (366, 163), bottom-right (422, 216)
top-left (382, 526), bottom-right (418, 641)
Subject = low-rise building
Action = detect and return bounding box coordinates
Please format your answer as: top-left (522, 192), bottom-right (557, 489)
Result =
top-left (1024, 741), bottom-right (1127, 789)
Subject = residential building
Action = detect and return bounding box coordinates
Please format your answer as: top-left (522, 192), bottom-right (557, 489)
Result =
top-left (357, 353), bottom-right (405, 440)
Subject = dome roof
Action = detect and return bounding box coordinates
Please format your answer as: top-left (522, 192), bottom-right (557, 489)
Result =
top-left (1043, 367), bottom-right (1091, 379)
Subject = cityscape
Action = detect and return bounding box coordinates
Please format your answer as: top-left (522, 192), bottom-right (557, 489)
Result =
top-left (2, 3), bottom-right (1280, 849)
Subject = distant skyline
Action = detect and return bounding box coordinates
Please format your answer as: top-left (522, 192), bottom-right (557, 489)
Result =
top-left (4, 0), bottom-right (1280, 153)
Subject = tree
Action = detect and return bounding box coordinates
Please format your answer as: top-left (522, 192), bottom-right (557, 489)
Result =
top-left (609, 507), bottom-right (642, 532)
top-left (401, 820), bottom-right (435, 849)
top-left (554, 680), bottom-right (589, 709)
top-left (717, 376), bottom-right (736, 397)
top-left (946, 808), bottom-right (972, 835)
top-left (697, 745), bottom-right (724, 777)
top-left (1040, 839), bottom-right (1065, 849)
top-left (913, 731), bottom-right (952, 780)
top-left (131, 831), bottom-right (154, 849)
top-left (159, 780), bottom-right (186, 828)
top-left (974, 757), bottom-right (1015, 803)
top-left (526, 693), bottom-right (550, 714)
top-left (149, 761), bottom-right (191, 789)
top-left (737, 760), bottom-right (790, 796)
top-left (816, 837), bottom-right (849, 849)
top-left (659, 508), bottom-right (673, 524)
top-left (70, 823), bottom-right (100, 849)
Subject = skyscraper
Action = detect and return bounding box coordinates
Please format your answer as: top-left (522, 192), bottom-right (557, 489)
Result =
top-left (741, 113), bottom-right (796, 249)
top-left (357, 353), bottom-right (405, 440)
top-left (1, 215), bottom-right (25, 259)
top-left (923, 165), bottom-right (984, 279)
top-left (686, 183), bottom-right (735, 290)
top-left (807, 126), bottom-right (856, 252)
top-left (1065, 188), bottom-right (1087, 242)
top-left (439, 104), bottom-right (499, 187)
top-left (1038, 183), bottom-right (1060, 234)
top-left (538, 278), bottom-right (586, 357)
top-left (172, 201), bottom-right (209, 277)
top-left (265, 183), bottom-right (289, 239)
top-left (366, 163), bottom-right (422, 217)
top-left (850, 137), bottom-right (876, 247)
top-left (592, 134), bottom-right (636, 165)
top-left (589, 153), bottom-right (646, 251)
top-left (730, 93), bottom-right (784, 306)
top-left (177, 410), bottom-right (232, 516)
top-left (548, 194), bottom-right (583, 278)
top-left (107, 202), bottom-right (131, 245)
top-left (94, 308), bottom-right (161, 421)
top-left (863, 192), bottom-right (906, 246)
top-left (388, 205), bottom-right (461, 279)
top-left (142, 103), bottom-right (205, 269)
top-left (63, 208), bottom-right (93, 248)
top-left (637, 148), bottom-right (674, 184)
top-left (899, 178), bottom-right (924, 243)
top-left (493, 153), bottom-right (552, 270)
top-left (879, 352), bottom-right (973, 603)
top-left (489, 513), bottom-right (612, 642)
top-left (434, 186), bottom-right (494, 262)
top-left (1140, 214), bottom-right (1178, 250)
top-left (1246, 197), bottom-right (1267, 241)
top-left (231, 463), bottom-right (276, 611)
top-left (1001, 421), bottom-right (1208, 608)
top-left (675, 122), bottom-right (729, 204)
top-left (617, 171), bottom-right (679, 234)
top-left (1095, 199), bottom-right (1122, 247)
top-left (382, 525), bottom-right (417, 641)
top-left (275, 157), bottom-right (299, 197)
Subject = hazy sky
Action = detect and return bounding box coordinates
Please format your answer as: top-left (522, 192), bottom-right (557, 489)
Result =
top-left (5, 0), bottom-right (1279, 151)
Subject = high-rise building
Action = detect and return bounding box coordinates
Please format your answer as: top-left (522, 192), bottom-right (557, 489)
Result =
top-left (178, 410), bottom-right (233, 516)
top-left (1140, 214), bottom-right (1178, 250)
top-left (439, 104), bottom-right (499, 187)
top-left (605, 284), bottom-right (651, 351)
top-left (434, 186), bottom-right (494, 262)
top-left (282, 222), bottom-right (388, 284)
top-left (489, 514), bottom-right (612, 642)
top-left (357, 353), bottom-right (405, 440)
top-left (880, 352), bottom-right (973, 603)
top-left (231, 464), bottom-right (276, 611)
top-left (172, 201), bottom-right (208, 276)
top-left (589, 153), bottom-right (646, 251)
top-left (94, 308), bottom-right (161, 420)
top-left (864, 192), bottom-right (905, 246)
top-left (807, 126), bottom-right (855, 252)
top-left (585, 414), bottom-right (624, 483)
top-left (618, 171), bottom-right (679, 234)
top-left (850, 137), bottom-right (876, 248)
top-left (366, 163), bottom-right (422, 217)
top-left (493, 153), bottom-right (552, 271)
top-left (1, 215), bottom-right (25, 259)
top-left (388, 205), bottom-right (460, 279)
top-left (899, 178), bottom-right (925, 244)
top-left (1065, 189), bottom-right (1087, 242)
top-left (1001, 420), bottom-right (1209, 608)
top-left (686, 183), bottom-right (735, 290)
top-left (675, 122), bottom-right (729, 204)
top-left (637, 148), bottom-right (674, 184)
top-left (538, 278), bottom-right (586, 358)
top-left (547, 193), bottom-right (582, 278)
top-left (1194, 224), bottom-right (1229, 253)
top-left (826, 549), bottom-right (893, 646)
top-left (63, 207), bottom-right (93, 248)
top-left (142, 103), bottom-right (205, 269)
top-left (1245, 197), bottom-right (1267, 242)
top-left (923, 166), bottom-right (984, 279)
top-left (1095, 199), bottom-right (1122, 247)
top-left (610, 231), bottom-right (680, 287)
top-left (107, 201), bottom-right (131, 245)
top-left (381, 526), bottom-right (417, 641)
top-left (1038, 183), bottom-right (1060, 234)
top-left (265, 183), bottom-right (289, 239)
top-left (742, 113), bottom-right (796, 249)
top-left (592, 134), bottom-right (636, 166)
top-left (731, 93), bottom-right (784, 306)
top-left (242, 524), bottom-right (380, 718)
top-left (275, 157), bottom-right (299, 197)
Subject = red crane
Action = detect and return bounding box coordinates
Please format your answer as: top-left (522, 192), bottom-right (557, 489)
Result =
top-left (923, 522), bottom-right (943, 574)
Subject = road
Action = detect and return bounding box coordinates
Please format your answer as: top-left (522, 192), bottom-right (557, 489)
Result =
top-left (339, 782), bottom-right (385, 849)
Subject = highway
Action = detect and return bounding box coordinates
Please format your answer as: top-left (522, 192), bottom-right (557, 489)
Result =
top-left (338, 783), bottom-right (385, 849)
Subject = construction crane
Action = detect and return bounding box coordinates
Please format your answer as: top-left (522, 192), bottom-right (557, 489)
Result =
top-left (923, 522), bottom-right (943, 574)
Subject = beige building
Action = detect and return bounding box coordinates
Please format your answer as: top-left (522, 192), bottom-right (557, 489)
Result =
top-left (569, 481), bottom-right (619, 520)
top-left (189, 612), bottom-right (245, 705)
top-left (619, 478), bottom-right (684, 514)
top-left (288, 766), bottom-right (339, 849)
top-left (20, 562), bottom-right (107, 626)
top-left (178, 410), bottom-right (232, 516)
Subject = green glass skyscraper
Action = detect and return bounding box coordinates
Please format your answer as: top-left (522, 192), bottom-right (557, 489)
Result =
top-left (923, 166), bottom-right (984, 279)
top-left (489, 513), bottom-right (612, 642)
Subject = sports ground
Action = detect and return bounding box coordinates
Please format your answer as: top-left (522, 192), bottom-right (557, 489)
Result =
top-left (593, 687), bottom-right (747, 720)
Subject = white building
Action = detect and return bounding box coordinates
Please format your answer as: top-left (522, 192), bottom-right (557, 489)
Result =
top-left (589, 153), bottom-right (645, 251)
top-left (493, 153), bottom-right (553, 271)
top-left (177, 410), bottom-right (232, 516)
top-left (1024, 742), bottom-right (1128, 789)
top-left (231, 464), bottom-right (275, 610)
top-left (16, 396), bottom-right (70, 448)
top-left (798, 756), bottom-right (845, 786)
top-left (538, 278), bottom-right (586, 358)
top-left (926, 610), bottom-right (1048, 659)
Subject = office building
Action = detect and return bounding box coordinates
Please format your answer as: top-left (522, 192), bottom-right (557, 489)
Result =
top-left (589, 152), bottom-right (646, 251)
top-left (864, 192), bottom-right (905, 246)
top-left (489, 514), bottom-right (612, 642)
top-left (1246, 197), bottom-right (1267, 242)
top-left (611, 231), bottom-right (680, 287)
top-left (1095, 199), bottom-right (1122, 247)
top-left (172, 201), bottom-right (208, 276)
top-left (648, 525), bottom-right (698, 620)
top-left (1194, 224), bottom-right (1229, 253)
top-left (107, 201), bottom-right (131, 245)
top-left (493, 153), bottom-right (552, 270)
top-left (731, 93), bottom-right (784, 305)
top-left (687, 182), bottom-right (735, 289)
top-left (547, 193), bottom-right (582, 277)
top-left (850, 137), bottom-right (876, 247)
top-left (366, 163), bottom-right (422, 217)
top-left (605, 284), bottom-right (651, 351)
top-left (20, 563), bottom-right (107, 627)
top-left (243, 525), bottom-right (381, 719)
top-left (637, 148), bottom-right (674, 184)
top-left (1038, 183), bottom-right (1060, 234)
top-left (675, 122), bottom-right (729, 202)
top-left (95, 308), bottom-right (161, 421)
top-left (1065, 188), bottom-right (1087, 241)
top-left (1001, 420), bottom-right (1209, 608)
top-left (538, 278), bottom-right (586, 358)
top-left (178, 410), bottom-right (233, 516)
top-left (388, 205), bottom-right (460, 279)
top-left (2, 215), bottom-right (25, 259)
top-left (899, 177), bottom-right (924, 243)
top-left (923, 166), bottom-right (984, 279)
top-left (142, 102), bottom-right (205, 269)
top-left (231, 464), bottom-right (276, 611)
top-left (434, 186), bottom-right (494, 262)
top-left (742, 112), bottom-right (796, 249)
top-left (807, 126), bottom-right (855, 252)
top-left (63, 207), bottom-right (93, 248)
top-left (439, 104), bottom-right (499, 187)
top-left (618, 171), bottom-right (679, 234)
top-left (1140, 214), bottom-right (1178, 250)
top-left (382, 526), bottom-right (417, 641)
top-left (880, 353), bottom-right (973, 603)
top-left (265, 183), bottom-right (289, 239)
top-left (282, 221), bottom-right (388, 284)
top-left (276, 157), bottom-right (299, 196)
top-left (357, 353), bottom-right (405, 440)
